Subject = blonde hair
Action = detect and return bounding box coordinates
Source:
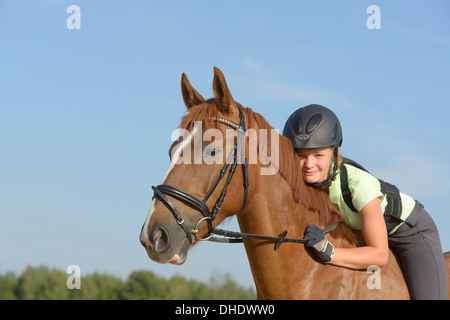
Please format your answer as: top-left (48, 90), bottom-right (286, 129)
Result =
top-left (336, 147), bottom-right (343, 172)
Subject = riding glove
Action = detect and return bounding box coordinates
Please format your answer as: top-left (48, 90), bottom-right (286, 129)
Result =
top-left (304, 223), bottom-right (335, 263)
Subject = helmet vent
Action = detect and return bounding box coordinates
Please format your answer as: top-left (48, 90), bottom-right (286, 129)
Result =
top-left (290, 113), bottom-right (302, 133)
top-left (305, 114), bottom-right (322, 134)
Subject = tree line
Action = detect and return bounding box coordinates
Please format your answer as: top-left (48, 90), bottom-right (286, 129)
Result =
top-left (0, 265), bottom-right (256, 300)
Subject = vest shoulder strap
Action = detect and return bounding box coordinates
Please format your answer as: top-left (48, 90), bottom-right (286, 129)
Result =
top-left (339, 158), bottom-right (404, 233)
top-left (340, 161), bottom-right (357, 212)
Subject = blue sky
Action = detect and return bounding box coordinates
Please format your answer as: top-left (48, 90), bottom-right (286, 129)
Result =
top-left (1, 1), bottom-right (449, 290)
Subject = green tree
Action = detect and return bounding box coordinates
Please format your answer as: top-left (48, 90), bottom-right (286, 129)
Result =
top-left (0, 265), bottom-right (256, 300)
top-left (14, 266), bottom-right (69, 300)
top-left (68, 272), bottom-right (123, 300)
top-left (119, 270), bottom-right (166, 300)
top-left (0, 272), bottom-right (18, 300)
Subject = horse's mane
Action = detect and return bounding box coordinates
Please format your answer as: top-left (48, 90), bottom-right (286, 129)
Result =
top-left (179, 100), bottom-right (356, 244)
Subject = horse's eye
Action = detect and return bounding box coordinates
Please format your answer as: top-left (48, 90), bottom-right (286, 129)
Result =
top-left (204, 146), bottom-right (221, 158)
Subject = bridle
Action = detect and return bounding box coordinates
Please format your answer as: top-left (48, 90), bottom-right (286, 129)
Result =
top-left (151, 104), bottom-right (249, 244)
top-left (151, 104), bottom-right (341, 250)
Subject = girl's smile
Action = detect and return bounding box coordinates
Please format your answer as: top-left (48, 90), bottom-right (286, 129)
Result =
top-left (296, 147), bottom-right (334, 184)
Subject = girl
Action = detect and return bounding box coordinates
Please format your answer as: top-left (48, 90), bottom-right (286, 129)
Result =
top-left (283, 104), bottom-right (447, 300)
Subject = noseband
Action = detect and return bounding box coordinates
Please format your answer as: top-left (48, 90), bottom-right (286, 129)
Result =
top-left (151, 104), bottom-right (249, 243)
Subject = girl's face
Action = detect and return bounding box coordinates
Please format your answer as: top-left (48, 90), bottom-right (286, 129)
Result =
top-left (296, 147), bottom-right (334, 184)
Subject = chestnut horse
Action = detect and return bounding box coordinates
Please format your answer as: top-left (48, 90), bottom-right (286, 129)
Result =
top-left (140, 67), bottom-right (450, 299)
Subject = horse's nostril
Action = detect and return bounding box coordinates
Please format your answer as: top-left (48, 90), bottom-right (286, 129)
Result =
top-left (152, 226), bottom-right (170, 253)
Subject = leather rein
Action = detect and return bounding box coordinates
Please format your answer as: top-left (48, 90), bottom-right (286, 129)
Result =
top-left (151, 104), bottom-right (340, 251)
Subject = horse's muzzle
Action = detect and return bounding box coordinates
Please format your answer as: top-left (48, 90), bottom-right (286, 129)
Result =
top-left (140, 222), bottom-right (190, 265)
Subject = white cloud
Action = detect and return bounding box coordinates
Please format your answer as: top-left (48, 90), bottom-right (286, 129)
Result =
top-left (236, 58), bottom-right (357, 110)
top-left (373, 154), bottom-right (447, 198)
top-left (241, 58), bottom-right (270, 76)
top-left (392, 22), bottom-right (450, 48)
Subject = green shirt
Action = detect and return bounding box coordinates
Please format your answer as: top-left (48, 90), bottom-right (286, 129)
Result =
top-left (328, 163), bottom-right (416, 235)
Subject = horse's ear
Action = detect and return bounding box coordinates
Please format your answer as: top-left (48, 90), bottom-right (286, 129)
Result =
top-left (213, 67), bottom-right (235, 113)
top-left (181, 73), bottom-right (205, 110)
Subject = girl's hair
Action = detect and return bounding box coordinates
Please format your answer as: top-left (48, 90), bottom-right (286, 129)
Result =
top-left (336, 147), bottom-right (343, 172)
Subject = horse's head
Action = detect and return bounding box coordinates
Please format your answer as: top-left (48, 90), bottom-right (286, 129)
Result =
top-left (140, 67), bottom-right (250, 265)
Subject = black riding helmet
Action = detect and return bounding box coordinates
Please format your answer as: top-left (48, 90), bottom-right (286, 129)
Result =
top-left (283, 104), bottom-right (342, 149)
top-left (283, 104), bottom-right (343, 188)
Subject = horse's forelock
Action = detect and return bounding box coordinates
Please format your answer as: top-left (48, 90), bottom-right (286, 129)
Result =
top-left (179, 99), bottom-right (220, 131)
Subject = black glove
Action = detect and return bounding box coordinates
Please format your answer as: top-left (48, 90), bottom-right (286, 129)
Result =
top-left (304, 223), bottom-right (335, 263)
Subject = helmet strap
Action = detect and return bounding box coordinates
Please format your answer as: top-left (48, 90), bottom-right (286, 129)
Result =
top-left (308, 147), bottom-right (339, 190)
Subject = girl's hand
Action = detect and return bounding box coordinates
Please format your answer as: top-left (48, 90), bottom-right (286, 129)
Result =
top-left (304, 223), bottom-right (335, 263)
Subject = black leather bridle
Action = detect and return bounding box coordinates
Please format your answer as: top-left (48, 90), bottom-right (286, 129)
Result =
top-left (151, 104), bottom-right (249, 244)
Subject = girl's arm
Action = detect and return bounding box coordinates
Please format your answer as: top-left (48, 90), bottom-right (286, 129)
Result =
top-left (331, 198), bottom-right (390, 269)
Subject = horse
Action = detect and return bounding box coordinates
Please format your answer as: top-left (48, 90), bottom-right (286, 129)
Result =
top-left (140, 67), bottom-right (450, 299)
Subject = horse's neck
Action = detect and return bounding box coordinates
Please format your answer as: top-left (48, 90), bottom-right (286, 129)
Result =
top-left (237, 171), bottom-right (322, 299)
top-left (233, 111), bottom-right (408, 299)
top-left (239, 165), bottom-right (319, 233)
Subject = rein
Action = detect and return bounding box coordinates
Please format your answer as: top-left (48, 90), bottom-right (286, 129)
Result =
top-left (201, 221), bottom-right (342, 251)
top-left (152, 104), bottom-right (341, 250)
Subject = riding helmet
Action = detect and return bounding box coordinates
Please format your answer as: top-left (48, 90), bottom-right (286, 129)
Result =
top-left (283, 104), bottom-right (343, 149)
